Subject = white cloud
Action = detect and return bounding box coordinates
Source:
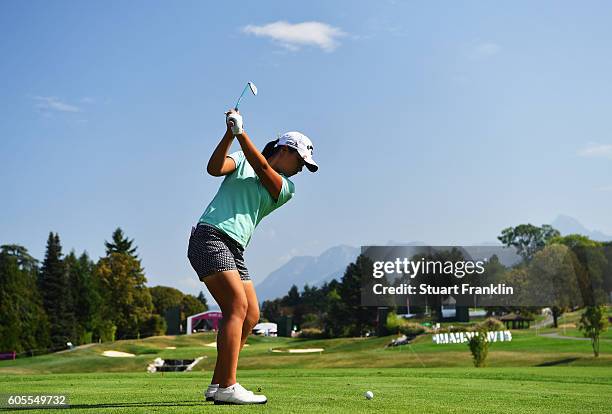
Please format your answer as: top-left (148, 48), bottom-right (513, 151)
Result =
top-left (578, 143), bottom-right (612, 159)
top-left (32, 96), bottom-right (81, 113)
top-left (473, 42), bottom-right (501, 57)
top-left (596, 185), bottom-right (612, 192)
top-left (243, 21), bottom-right (346, 52)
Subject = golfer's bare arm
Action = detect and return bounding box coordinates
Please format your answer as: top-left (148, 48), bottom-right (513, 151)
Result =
top-left (235, 131), bottom-right (283, 201)
top-left (206, 116), bottom-right (282, 200)
top-left (206, 128), bottom-right (237, 176)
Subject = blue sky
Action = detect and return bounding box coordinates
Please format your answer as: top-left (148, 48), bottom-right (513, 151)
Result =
top-left (1, 1), bottom-right (611, 302)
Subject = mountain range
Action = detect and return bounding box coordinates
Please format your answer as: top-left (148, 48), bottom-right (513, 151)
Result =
top-left (255, 245), bottom-right (360, 301)
top-left (551, 215), bottom-right (611, 241)
top-left (255, 215), bottom-right (610, 302)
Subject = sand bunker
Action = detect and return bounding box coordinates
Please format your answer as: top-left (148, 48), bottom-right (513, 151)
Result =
top-left (271, 348), bottom-right (324, 354)
top-left (102, 350), bottom-right (135, 358)
top-left (164, 346), bottom-right (176, 349)
top-left (205, 342), bottom-right (249, 348)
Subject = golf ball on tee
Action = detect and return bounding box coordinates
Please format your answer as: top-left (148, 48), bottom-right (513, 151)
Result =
top-left (364, 391), bottom-right (374, 400)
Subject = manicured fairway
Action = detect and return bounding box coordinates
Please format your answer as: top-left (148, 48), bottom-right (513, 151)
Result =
top-left (1, 367), bottom-right (611, 414)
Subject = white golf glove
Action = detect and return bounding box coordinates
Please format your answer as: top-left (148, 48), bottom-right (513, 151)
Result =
top-left (225, 111), bottom-right (243, 135)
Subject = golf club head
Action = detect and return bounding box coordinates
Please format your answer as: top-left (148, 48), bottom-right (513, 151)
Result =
top-left (248, 82), bottom-right (258, 96)
top-left (234, 81), bottom-right (258, 110)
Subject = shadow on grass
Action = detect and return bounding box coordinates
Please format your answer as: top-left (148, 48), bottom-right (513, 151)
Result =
top-left (0, 400), bottom-right (205, 411)
top-left (536, 357), bottom-right (580, 367)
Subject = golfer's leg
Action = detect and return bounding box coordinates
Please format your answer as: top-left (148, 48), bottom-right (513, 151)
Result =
top-left (211, 324), bottom-right (222, 385)
top-left (202, 270), bottom-right (248, 388)
top-left (211, 320), bottom-right (224, 385)
top-left (240, 281), bottom-right (260, 350)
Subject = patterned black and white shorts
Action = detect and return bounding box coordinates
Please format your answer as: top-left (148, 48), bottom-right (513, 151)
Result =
top-left (187, 223), bottom-right (250, 281)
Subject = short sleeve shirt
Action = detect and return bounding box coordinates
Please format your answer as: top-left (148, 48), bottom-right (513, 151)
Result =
top-left (199, 151), bottom-right (295, 248)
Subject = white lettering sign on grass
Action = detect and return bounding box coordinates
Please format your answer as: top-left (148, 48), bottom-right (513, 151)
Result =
top-left (432, 330), bottom-right (512, 344)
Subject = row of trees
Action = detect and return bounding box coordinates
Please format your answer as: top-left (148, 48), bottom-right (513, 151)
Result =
top-left (497, 224), bottom-right (610, 356)
top-left (262, 255), bottom-right (378, 338)
top-left (2, 222), bottom-right (608, 356)
top-left (262, 224), bottom-right (610, 356)
top-left (0, 228), bottom-right (208, 355)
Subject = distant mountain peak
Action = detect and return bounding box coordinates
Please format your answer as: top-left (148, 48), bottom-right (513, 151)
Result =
top-left (550, 215), bottom-right (611, 241)
top-left (255, 245), bottom-right (360, 301)
top-left (254, 217), bottom-right (610, 303)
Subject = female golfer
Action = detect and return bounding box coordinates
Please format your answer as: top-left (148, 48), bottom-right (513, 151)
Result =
top-left (188, 109), bottom-right (318, 405)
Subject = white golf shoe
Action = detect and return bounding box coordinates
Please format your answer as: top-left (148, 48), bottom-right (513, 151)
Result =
top-left (204, 384), bottom-right (218, 401)
top-left (214, 383), bottom-right (267, 405)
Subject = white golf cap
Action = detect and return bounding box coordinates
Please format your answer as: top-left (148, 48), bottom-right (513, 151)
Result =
top-left (277, 131), bottom-right (318, 172)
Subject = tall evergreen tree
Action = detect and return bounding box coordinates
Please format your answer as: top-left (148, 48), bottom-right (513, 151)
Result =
top-left (197, 291), bottom-right (208, 309)
top-left (323, 286), bottom-right (346, 337)
top-left (38, 233), bottom-right (76, 349)
top-left (333, 255), bottom-right (378, 337)
top-left (65, 251), bottom-right (100, 344)
top-left (0, 245), bottom-right (50, 353)
top-left (261, 298), bottom-right (282, 323)
top-left (104, 228), bottom-right (138, 257)
top-left (282, 285), bottom-right (300, 307)
top-left (95, 229), bottom-right (152, 340)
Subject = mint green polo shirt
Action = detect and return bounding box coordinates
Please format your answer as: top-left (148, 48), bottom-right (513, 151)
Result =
top-left (199, 151), bottom-right (295, 248)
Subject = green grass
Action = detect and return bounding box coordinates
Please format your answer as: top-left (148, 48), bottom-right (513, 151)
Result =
top-left (0, 367), bottom-right (610, 413)
top-left (544, 327), bottom-right (612, 340)
top-left (556, 306), bottom-right (612, 326)
top-left (1, 328), bottom-right (611, 374)
top-left (1, 326), bottom-right (611, 413)
top-left (534, 306), bottom-right (612, 340)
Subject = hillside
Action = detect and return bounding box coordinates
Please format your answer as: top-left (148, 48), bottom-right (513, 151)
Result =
top-left (1, 326), bottom-right (610, 375)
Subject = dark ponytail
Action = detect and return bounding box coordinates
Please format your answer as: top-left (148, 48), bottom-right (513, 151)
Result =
top-left (262, 139), bottom-right (280, 159)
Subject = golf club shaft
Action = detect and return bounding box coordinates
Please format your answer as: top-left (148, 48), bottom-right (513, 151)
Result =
top-left (234, 84), bottom-right (250, 110)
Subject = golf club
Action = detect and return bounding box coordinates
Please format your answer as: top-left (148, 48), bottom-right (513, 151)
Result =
top-left (234, 81), bottom-right (258, 110)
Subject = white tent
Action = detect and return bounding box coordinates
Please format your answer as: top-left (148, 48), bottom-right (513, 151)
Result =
top-left (186, 310), bottom-right (223, 334)
top-left (252, 322), bottom-right (277, 336)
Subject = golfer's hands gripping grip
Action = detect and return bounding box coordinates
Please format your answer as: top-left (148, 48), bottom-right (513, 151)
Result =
top-left (225, 110), bottom-right (244, 135)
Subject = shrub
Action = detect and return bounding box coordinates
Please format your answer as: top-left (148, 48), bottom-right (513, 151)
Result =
top-left (468, 328), bottom-right (489, 367)
top-left (475, 318), bottom-right (504, 332)
top-left (386, 312), bottom-right (430, 337)
top-left (141, 314), bottom-right (167, 337)
top-left (449, 325), bottom-right (469, 333)
top-left (301, 313), bottom-right (321, 330)
top-left (385, 312), bottom-right (403, 333)
top-left (79, 331), bottom-right (93, 345)
top-left (299, 328), bottom-right (324, 339)
top-left (398, 322), bottom-right (426, 337)
top-left (579, 305), bottom-right (609, 357)
top-left (97, 321), bottom-right (116, 343)
top-left (437, 325), bottom-right (469, 333)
